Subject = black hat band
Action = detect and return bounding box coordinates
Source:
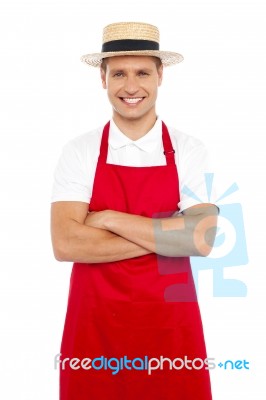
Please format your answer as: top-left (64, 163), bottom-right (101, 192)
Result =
top-left (102, 39), bottom-right (159, 53)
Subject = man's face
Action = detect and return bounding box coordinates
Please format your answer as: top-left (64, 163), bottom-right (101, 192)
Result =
top-left (100, 56), bottom-right (163, 124)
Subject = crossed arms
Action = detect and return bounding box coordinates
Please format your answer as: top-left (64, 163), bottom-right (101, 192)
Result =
top-left (51, 201), bottom-right (218, 263)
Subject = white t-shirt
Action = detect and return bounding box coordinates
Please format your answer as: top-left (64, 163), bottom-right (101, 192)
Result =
top-left (51, 118), bottom-right (211, 212)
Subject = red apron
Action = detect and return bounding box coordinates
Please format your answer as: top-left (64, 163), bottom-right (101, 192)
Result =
top-left (60, 121), bottom-right (212, 400)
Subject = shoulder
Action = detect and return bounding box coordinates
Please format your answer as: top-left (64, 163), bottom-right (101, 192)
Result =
top-left (51, 125), bottom-right (104, 203)
top-left (57, 125), bottom-right (104, 170)
top-left (167, 125), bottom-right (205, 151)
top-left (165, 124), bottom-right (207, 164)
top-left (62, 125), bottom-right (103, 156)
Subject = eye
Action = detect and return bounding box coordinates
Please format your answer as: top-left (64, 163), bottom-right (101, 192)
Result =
top-left (138, 71), bottom-right (149, 76)
top-left (113, 72), bottom-right (124, 77)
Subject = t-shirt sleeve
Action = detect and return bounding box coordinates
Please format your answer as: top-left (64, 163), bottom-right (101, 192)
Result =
top-left (51, 141), bottom-right (91, 203)
top-left (178, 138), bottom-right (216, 212)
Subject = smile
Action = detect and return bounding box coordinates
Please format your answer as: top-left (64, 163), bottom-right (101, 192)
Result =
top-left (120, 97), bottom-right (144, 104)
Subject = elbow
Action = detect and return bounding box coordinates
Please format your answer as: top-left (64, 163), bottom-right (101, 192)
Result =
top-left (52, 239), bottom-right (72, 262)
top-left (195, 226), bottom-right (217, 257)
top-left (53, 250), bottom-right (67, 262)
top-left (196, 241), bottom-right (212, 257)
top-left (52, 236), bottom-right (100, 264)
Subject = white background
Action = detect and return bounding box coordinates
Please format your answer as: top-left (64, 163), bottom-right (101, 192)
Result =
top-left (0, 0), bottom-right (265, 398)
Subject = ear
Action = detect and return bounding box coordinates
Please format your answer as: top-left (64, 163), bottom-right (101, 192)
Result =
top-left (100, 68), bottom-right (107, 89)
top-left (158, 64), bottom-right (163, 87)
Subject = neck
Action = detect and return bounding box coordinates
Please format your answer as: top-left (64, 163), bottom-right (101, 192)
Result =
top-left (112, 113), bottom-right (158, 140)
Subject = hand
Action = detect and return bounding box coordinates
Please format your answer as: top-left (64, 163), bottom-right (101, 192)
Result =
top-left (84, 210), bottom-right (110, 229)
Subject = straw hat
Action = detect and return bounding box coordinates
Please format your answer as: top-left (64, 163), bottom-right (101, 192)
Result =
top-left (80, 22), bottom-right (184, 67)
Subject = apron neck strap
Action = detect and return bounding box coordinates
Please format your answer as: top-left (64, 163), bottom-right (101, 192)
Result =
top-left (162, 121), bottom-right (176, 165)
top-left (99, 121), bottom-right (110, 162)
top-left (99, 120), bottom-right (175, 165)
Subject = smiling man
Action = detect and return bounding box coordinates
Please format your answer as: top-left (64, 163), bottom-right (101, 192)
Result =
top-left (51, 22), bottom-right (218, 400)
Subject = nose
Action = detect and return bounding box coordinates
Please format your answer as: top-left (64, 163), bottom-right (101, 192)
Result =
top-left (124, 75), bottom-right (139, 95)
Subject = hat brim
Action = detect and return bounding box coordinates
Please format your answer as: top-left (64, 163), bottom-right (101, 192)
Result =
top-left (80, 50), bottom-right (184, 67)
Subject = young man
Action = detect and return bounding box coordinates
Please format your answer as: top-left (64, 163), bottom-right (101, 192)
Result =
top-left (51, 22), bottom-right (218, 400)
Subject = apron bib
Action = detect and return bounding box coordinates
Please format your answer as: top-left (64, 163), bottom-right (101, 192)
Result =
top-left (60, 121), bottom-right (212, 400)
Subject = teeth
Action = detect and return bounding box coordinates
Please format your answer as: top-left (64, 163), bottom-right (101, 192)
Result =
top-left (123, 98), bottom-right (143, 104)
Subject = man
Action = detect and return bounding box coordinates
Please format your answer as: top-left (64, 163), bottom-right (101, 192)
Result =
top-left (51, 22), bottom-right (218, 400)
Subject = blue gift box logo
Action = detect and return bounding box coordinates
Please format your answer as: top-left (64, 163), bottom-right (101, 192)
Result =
top-left (155, 173), bottom-right (249, 300)
top-left (189, 173), bottom-right (248, 298)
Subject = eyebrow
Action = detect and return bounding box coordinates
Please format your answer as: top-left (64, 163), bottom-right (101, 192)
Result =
top-left (109, 67), bottom-right (154, 73)
top-left (110, 69), bottom-right (124, 74)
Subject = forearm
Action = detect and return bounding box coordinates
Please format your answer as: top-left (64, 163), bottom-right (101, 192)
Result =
top-left (53, 220), bottom-right (150, 263)
top-left (102, 206), bottom-right (218, 257)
